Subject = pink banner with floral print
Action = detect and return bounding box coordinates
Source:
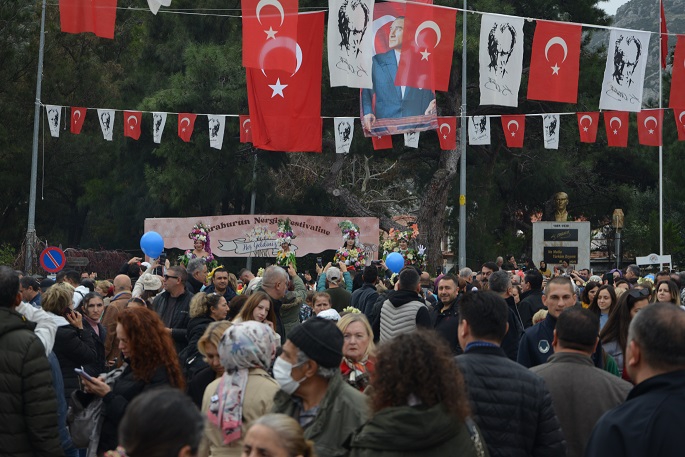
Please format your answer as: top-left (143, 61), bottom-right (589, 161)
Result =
top-left (144, 215), bottom-right (380, 259)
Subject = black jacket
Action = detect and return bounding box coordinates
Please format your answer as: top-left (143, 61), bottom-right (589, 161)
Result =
top-left (152, 290), bottom-right (192, 354)
top-left (456, 345), bottom-right (566, 457)
top-left (203, 284), bottom-right (237, 301)
top-left (178, 315), bottom-right (213, 379)
top-left (53, 321), bottom-right (98, 401)
top-left (98, 364), bottom-right (174, 453)
top-left (186, 276), bottom-right (205, 295)
top-left (429, 297), bottom-right (463, 355)
top-left (351, 283), bottom-right (379, 319)
top-left (501, 296), bottom-right (524, 361)
top-left (0, 308), bottom-right (63, 457)
top-left (585, 370), bottom-right (685, 457)
top-left (81, 319), bottom-right (107, 378)
top-left (518, 289), bottom-right (544, 328)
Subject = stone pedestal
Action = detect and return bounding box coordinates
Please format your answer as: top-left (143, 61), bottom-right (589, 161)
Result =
top-left (532, 222), bottom-right (591, 270)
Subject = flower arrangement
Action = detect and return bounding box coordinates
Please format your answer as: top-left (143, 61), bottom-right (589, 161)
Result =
top-left (277, 218), bottom-right (296, 244)
top-left (178, 221), bottom-right (217, 269)
top-left (381, 224), bottom-right (425, 270)
top-left (342, 306), bottom-right (361, 314)
top-left (334, 247), bottom-right (366, 271)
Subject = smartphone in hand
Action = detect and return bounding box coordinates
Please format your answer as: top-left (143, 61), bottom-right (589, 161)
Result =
top-left (74, 368), bottom-right (94, 382)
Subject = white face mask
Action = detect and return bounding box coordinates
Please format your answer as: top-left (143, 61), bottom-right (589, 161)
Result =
top-left (273, 356), bottom-right (306, 395)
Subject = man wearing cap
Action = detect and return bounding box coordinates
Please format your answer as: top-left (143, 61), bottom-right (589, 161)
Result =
top-left (323, 265), bottom-right (352, 312)
top-left (272, 318), bottom-right (369, 456)
top-left (102, 274), bottom-right (133, 365)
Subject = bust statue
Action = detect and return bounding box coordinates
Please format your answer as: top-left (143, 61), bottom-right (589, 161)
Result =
top-left (553, 192), bottom-right (569, 222)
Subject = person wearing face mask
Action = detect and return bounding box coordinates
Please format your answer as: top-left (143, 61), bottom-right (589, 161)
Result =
top-left (272, 318), bottom-right (369, 457)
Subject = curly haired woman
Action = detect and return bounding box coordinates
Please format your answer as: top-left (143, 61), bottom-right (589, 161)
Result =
top-left (345, 330), bottom-right (487, 456)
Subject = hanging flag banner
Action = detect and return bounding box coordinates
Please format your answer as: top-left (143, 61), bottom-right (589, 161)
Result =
top-left (242, 0), bottom-right (299, 72)
top-left (334, 117), bottom-right (355, 154)
top-left (501, 114), bottom-right (525, 148)
top-left (468, 115), bottom-right (491, 145)
top-left (97, 109), bottom-right (115, 141)
top-left (71, 107), bottom-right (86, 134)
top-left (327, 0), bottom-right (374, 88)
top-left (147, 0), bottom-right (171, 15)
top-left (577, 112), bottom-right (599, 143)
top-left (660, 0), bottom-right (668, 69)
top-left (178, 113), bottom-right (197, 142)
top-left (527, 20), bottom-right (582, 104)
top-left (542, 114), bottom-right (560, 150)
top-left (437, 116), bottom-right (457, 150)
top-left (152, 112), bottom-right (167, 144)
top-left (637, 109), bottom-right (663, 147)
top-left (396, 2), bottom-right (456, 92)
top-left (45, 105), bottom-right (62, 138)
top-left (59, 0), bottom-right (118, 39)
top-left (599, 29), bottom-right (650, 112)
top-left (669, 36), bottom-right (685, 108)
top-left (479, 14), bottom-right (525, 107)
top-left (372, 134), bottom-right (393, 150)
top-left (360, 1), bottom-right (437, 137)
top-left (604, 111), bottom-right (629, 147)
top-left (674, 109), bottom-right (685, 141)
top-left (208, 115), bottom-right (226, 150)
top-left (239, 115), bottom-right (253, 143)
top-left (246, 12), bottom-right (325, 152)
top-left (123, 110), bottom-right (142, 140)
top-left (404, 131), bottom-right (420, 148)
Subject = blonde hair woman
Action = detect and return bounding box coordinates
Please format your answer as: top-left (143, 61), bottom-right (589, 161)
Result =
top-left (336, 313), bottom-right (375, 392)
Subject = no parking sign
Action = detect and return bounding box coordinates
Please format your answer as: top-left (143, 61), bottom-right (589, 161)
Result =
top-left (40, 246), bottom-right (66, 273)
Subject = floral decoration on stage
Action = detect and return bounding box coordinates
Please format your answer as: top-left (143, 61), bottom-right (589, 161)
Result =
top-left (275, 218), bottom-right (297, 268)
top-left (333, 220), bottom-right (366, 271)
top-left (382, 224), bottom-right (426, 270)
top-left (178, 222), bottom-right (218, 270)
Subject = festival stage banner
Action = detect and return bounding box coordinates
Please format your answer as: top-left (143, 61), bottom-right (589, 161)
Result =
top-left (479, 14), bottom-right (525, 107)
top-left (468, 115), bottom-right (491, 145)
top-left (328, 0), bottom-right (375, 88)
top-left (97, 109), bottom-right (115, 141)
top-left (360, 1), bottom-right (437, 137)
top-left (334, 117), bottom-right (355, 154)
top-left (46, 105), bottom-right (62, 138)
top-left (542, 114), bottom-right (560, 150)
top-left (599, 29), bottom-right (650, 112)
top-left (152, 112), bottom-right (167, 144)
top-left (144, 215), bottom-right (380, 259)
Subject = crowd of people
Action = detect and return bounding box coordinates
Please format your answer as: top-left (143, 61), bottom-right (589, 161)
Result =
top-left (2, 250), bottom-right (685, 457)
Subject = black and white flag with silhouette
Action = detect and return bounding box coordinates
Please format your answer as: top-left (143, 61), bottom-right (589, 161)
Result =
top-left (542, 114), bottom-right (560, 150)
top-left (97, 109), bottom-right (115, 141)
top-left (404, 131), bottom-right (420, 148)
top-left (152, 112), bottom-right (167, 144)
top-left (328, 0), bottom-right (374, 88)
top-left (334, 117), bottom-right (355, 153)
top-left (207, 115), bottom-right (226, 150)
top-left (468, 115), bottom-right (491, 145)
top-left (599, 29), bottom-right (650, 112)
top-left (479, 14), bottom-right (524, 107)
top-left (45, 105), bottom-right (62, 138)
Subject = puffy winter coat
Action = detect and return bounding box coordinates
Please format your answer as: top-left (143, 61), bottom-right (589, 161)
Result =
top-left (0, 307), bottom-right (63, 456)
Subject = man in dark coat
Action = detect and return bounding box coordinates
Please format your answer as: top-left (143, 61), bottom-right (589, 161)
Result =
top-left (518, 269), bottom-right (545, 328)
top-left (153, 266), bottom-right (193, 354)
top-left (0, 266), bottom-right (63, 456)
top-left (456, 290), bottom-right (566, 457)
top-left (585, 304), bottom-right (685, 457)
top-left (488, 270), bottom-right (524, 361)
top-left (429, 274), bottom-right (462, 355)
top-left (351, 265), bottom-right (379, 319)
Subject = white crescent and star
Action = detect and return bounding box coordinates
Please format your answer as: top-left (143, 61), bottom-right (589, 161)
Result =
top-left (545, 37), bottom-right (568, 75)
top-left (180, 117), bottom-right (191, 132)
top-left (644, 115), bottom-right (658, 134)
top-left (256, 0), bottom-right (285, 27)
top-left (269, 78), bottom-right (288, 98)
top-left (580, 114), bottom-right (593, 132)
top-left (609, 116), bottom-right (622, 135)
top-left (127, 115), bottom-right (138, 129)
top-left (259, 37), bottom-right (302, 97)
top-left (507, 120), bottom-right (519, 136)
top-left (414, 21), bottom-right (441, 61)
top-left (243, 119), bottom-right (251, 132)
top-left (73, 111), bottom-right (81, 121)
top-left (439, 122), bottom-right (451, 139)
top-left (679, 111), bottom-right (685, 126)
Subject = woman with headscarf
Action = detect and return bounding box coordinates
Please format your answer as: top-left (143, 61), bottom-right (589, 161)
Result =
top-left (199, 321), bottom-right (280, 457)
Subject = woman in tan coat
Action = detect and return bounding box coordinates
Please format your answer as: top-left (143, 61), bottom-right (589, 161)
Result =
top-left (199, 321), bottom-right (280, 457)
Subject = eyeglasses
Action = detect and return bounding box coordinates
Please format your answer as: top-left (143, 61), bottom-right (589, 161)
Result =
top-left (164, 275), bottom-right (179, 280)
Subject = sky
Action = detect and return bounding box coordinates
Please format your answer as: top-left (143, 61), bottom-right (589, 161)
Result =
top-left (600, 0), bottom-right (630, 16)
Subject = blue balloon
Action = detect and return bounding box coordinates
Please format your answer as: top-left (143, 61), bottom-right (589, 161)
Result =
top-left (140, 231), bottom-right (164, 259)
top-left (385, 252), bottom-right (405, 273)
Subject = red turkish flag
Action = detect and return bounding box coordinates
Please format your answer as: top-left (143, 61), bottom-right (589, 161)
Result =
top-left (241, 0), bottom-right (298, 72)
top-left (59, 0), bottom-right (117, 39)
top-left (372, 134), bottom-right (393, 150)
top-left (501, 115), bottom-right (525, 148)
top-left (239, 115), bottom-right (253, 143)
top-left (603, 111), bottom-right (629, 148)
top-left (637, 109), bottom-right (663, 147)
top-left (70, 107), bottom-right (86, 134)
top-left (177, 113), bottom-right (197, 142)
top-left (123, 111), bottom-right (142, 140)
top-left (246, 12), bottom-right (324, 152)
top-left (674, 109), bottom-right (685, 141)
top-left (577, 112), bottom-right (599, 143)
top-left (669, 36), bottom-right (685, 108)
top-left (396, 2), bottom-right (456, 92)
top-left (527, 21), bottom-right (582, 104)
top-left (437, 117), bottom-right (457, 150)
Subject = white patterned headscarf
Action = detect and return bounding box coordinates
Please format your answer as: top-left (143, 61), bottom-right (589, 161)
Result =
top-left (207, 321), bottom-right (279, 444)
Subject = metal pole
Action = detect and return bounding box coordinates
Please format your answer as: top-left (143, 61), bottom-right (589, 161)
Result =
top-left (658, 0), bottom-right (664, 256)
top-left (245, 152), bottom-right (258, 271)
top-left (25, 0), bottom-right (47, 273)
top-left (615, 231), bottom-right (621, 270)
top-left (458, 0), bottom-right (467, 270)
